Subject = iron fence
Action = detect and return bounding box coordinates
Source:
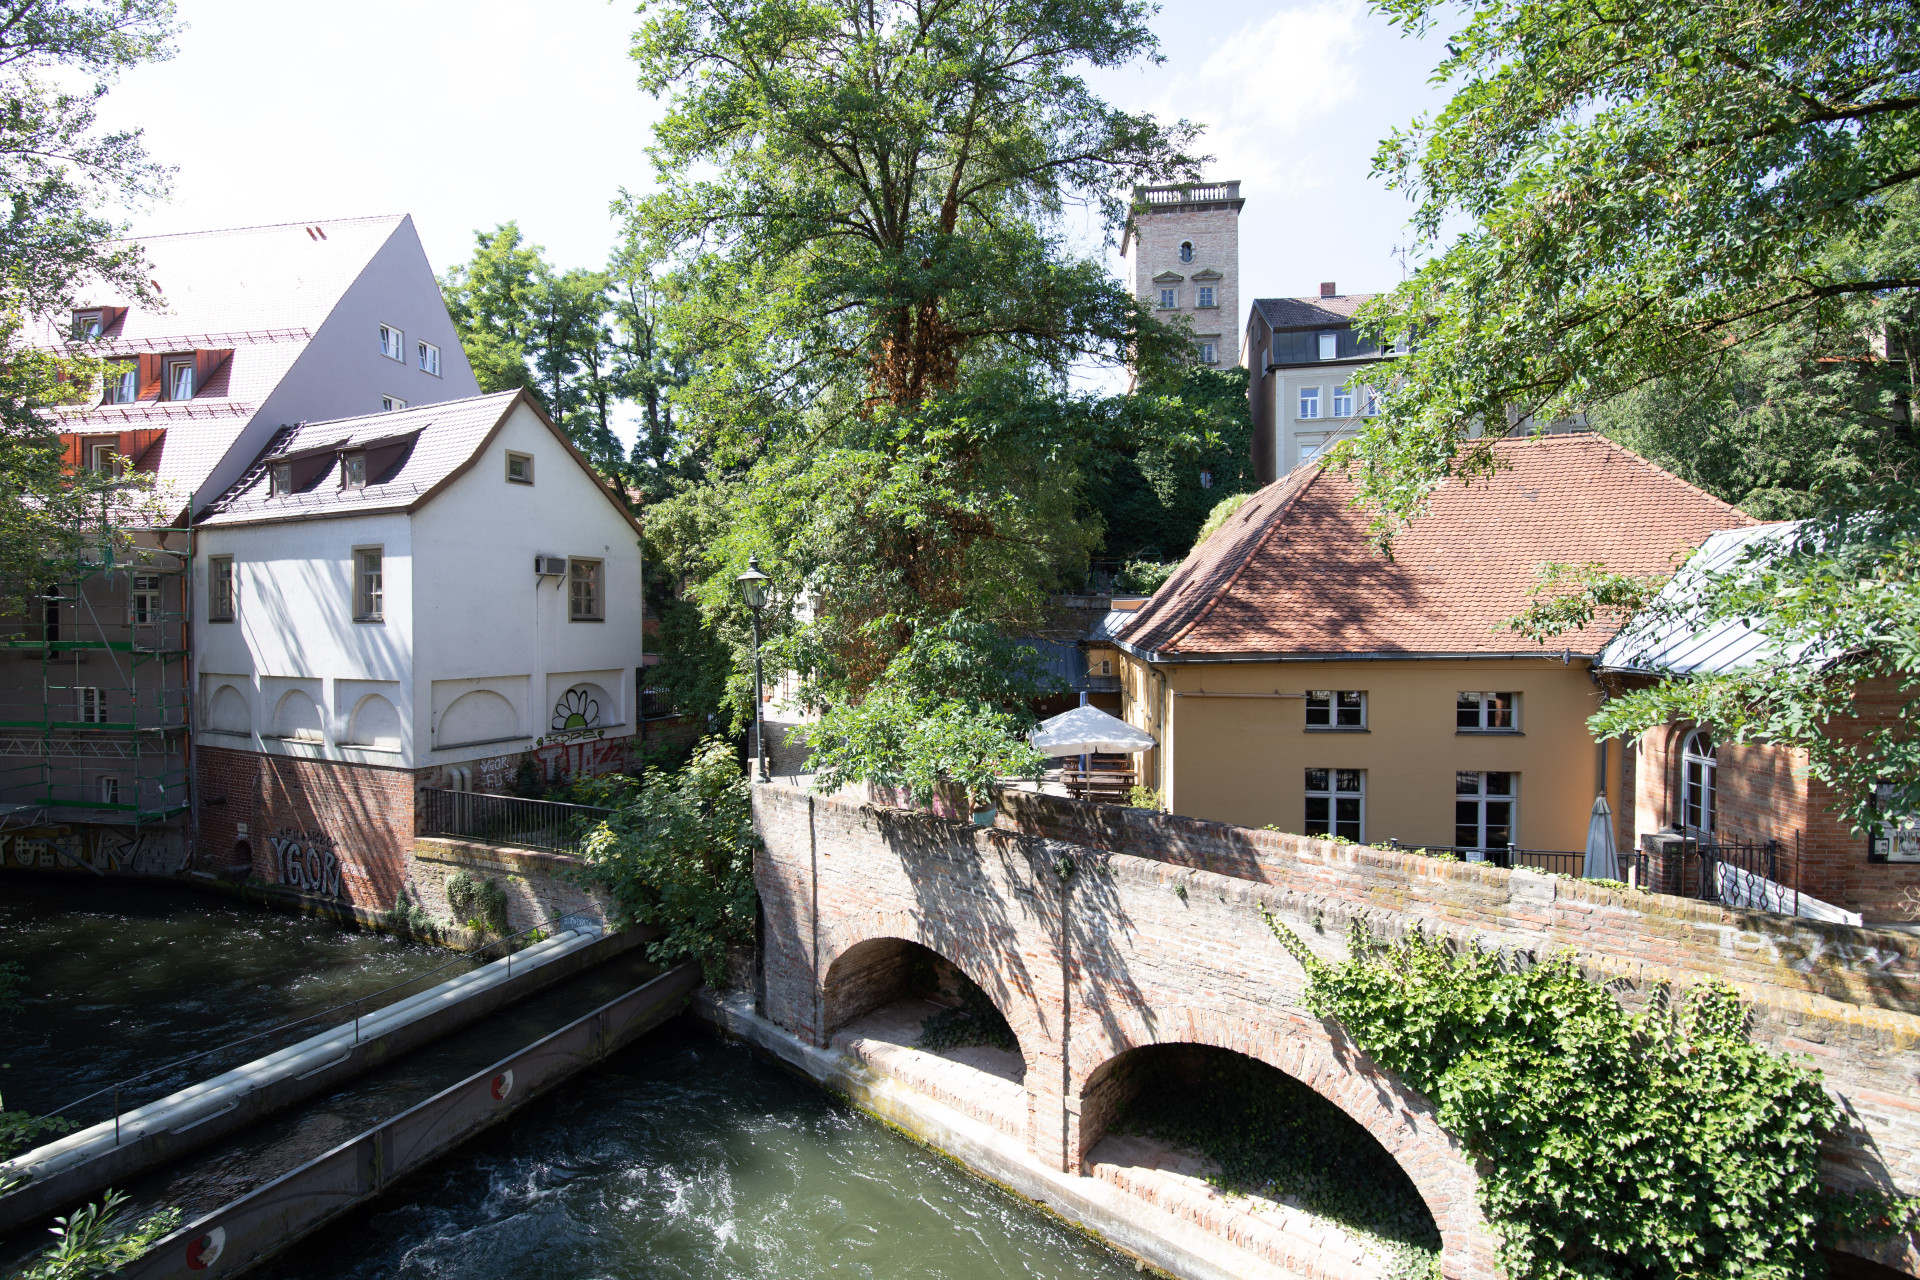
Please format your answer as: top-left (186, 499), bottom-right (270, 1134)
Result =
top-left (1384, 840), bottom-right (1588, 877)
top-left (1632, 837), bottom-right (1793, 915)
top-left (418, 789), bottom-right (612, 855)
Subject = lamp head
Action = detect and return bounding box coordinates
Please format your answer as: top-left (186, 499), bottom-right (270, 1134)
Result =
top-left (735, 553), bottom-right (771, 612)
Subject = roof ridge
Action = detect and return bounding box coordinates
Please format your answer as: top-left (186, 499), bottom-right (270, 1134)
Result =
top-left (116, 214), bottom-right (408, 245)
top-left (289, 389), bottom-right (519, 431)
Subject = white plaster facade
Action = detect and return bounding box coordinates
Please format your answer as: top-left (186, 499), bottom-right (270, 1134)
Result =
top-left (193, 393), bottom-right (642, 771)
top-left (1121, 182), bottom-right (1243, 367)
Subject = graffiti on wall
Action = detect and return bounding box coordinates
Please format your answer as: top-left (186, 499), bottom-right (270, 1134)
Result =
top-left (548, 688), bottom-right (602, 739)
top-left (269, 827), bottom-right (343, 898)
top-left (0, 827), bottom-right (186, 875)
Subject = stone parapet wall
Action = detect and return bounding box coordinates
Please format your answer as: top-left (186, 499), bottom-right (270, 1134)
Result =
top-left (408, 837), bottom-right (610, 935)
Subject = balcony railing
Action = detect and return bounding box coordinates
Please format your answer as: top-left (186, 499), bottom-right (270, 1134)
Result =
top-left (1137, 181), bottom-right (1241, 205)
top-left (1384, 840), bottom-right (1587, 878)
top-left (418, 789), bottom-right (613, 856)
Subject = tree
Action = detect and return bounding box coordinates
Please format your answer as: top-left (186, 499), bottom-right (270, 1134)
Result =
top-left (0, 0), bottom-right (179, 618)
top-left (621, 0), bottom-right (1205, 787)
top-left (1337, 0), bottom-right (1920, 824)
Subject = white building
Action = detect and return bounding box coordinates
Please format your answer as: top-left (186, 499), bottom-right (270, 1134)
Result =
top-left (1242, 286), bottom-right (1396, 483)
top-left (191, 390), bottom-right (643, 907)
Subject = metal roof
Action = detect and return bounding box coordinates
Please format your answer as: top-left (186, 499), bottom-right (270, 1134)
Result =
top-left (1595, 522), bottom-right (1805, 675)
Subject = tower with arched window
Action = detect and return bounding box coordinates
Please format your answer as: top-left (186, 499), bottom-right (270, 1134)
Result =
top-left (1120, 181), bottom-right (1243, 370)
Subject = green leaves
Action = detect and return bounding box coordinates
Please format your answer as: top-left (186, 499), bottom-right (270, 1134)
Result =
top-left (9, 1188), bottom-right (182, 1280)
top-left (1269, 918), bottom-right (1838, 1280)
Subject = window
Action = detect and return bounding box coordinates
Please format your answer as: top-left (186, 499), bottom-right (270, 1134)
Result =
top-left (1306, 690), bottom-right (1366, 729)
top-left (96, 775), bottom-right (120, 805)
top-left (1363, 386), bottom-right (1380, 416)
top-left (40, 585), bottom-right (59, 643)
top-left (505, 451), bottom-right (534, 484)
top-left (1871, 782), bottom-right (1920, 862)
top-left (1199, 470), bottom-right (1213, 489)
top-left (1158, 287), bottom-right (1177, 309)
top-left (1332, 384), bottom-right (1354, 417)
top-left (1178, 241), bottom-right (1194, 263)
top-left (1305, 768), bottom-right (1364, 841)
top-left (103, 362), bottom-right (137, 404)
top-left (1297, 432), bottom-right (1330, 462)
top-left (1198, 341), bottom-right (1217, 365)
top-left (1197, 286), bottom-right (1215, 308)
top-left (354, 548), bottom-right (384, 622)
top-left (1682, 728), bottom-right (1716, 833)
top-left (131, 574), bottom-right (161, 624)
top-left (381, 395), bottom-right (407, 412)
top-left (417, 340), bottom-right (441, 376)
top-left (166, 359), bottom-right (194, 400)
top-left (1298, 386), bottom-right (1321, 419)
top-left (1457, 691), bottom-right (1519, 732)
top-left (77, 687), bottom-right (107, 724)
top-left (379, 324), bottom-right (405, 361)
top-left (270, 462), bottom-right (293, 496)
top-left (1456, 771), bottom-right (1516, 850)
top-left (87, 441), bottom-right (118, 475)
top-left (569, 558), bottom-right (602, 621)
top-left (208, 556), bottom-right (235, 621)
top-left (341, 452), bottom-right (367, 489)
top-left (1317, 331), bottom-right (1338, 361)
top-left (72, 311), bottom-right (104, 340)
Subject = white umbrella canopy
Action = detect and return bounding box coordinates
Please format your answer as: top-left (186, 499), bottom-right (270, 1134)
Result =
top-left (1029, 705), bottom-right (1156, 756)
top-left (1583, 795), bottom-right (1620, 881)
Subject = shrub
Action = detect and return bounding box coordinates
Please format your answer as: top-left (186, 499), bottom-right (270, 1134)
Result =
top-left (1116, 559), bottom-right (1178, 595)
top-left (11, 1189), bottom-right (181, 1280)
top-left (1126, 784), bottom-right (1165, 811)
top-left (445, 871), bottom-right (509, 935)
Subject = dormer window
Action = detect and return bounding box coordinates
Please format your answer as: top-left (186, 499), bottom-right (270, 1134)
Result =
top-left (103, 362), bottom-right (136, 405)
top-left (271, 463), bottom-right (293, 496)
top-left (84, 437), bottom-right (118, 475)
top-left (341, 453), bottom-right (366, 489)
top-left (1317, 331), bottom-right (1338, 361)
top-left (72, 311), bottom-right (104, 341)
top-left (165, 358), bottom-right (194, 400)
top-left (1179, 241), bottom-right (1194, 264)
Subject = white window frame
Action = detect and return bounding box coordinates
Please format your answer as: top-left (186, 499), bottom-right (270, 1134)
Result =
top-left (417, 340), bottom-right (441, 376)
top-left (353, 547), bottom-right (384, 623)
top-left (1198, 341), bottom-right (1216, 365)
top-left (1317, 330), bottom-right (1338, 361)
top-left (208, 556), bottom-right (236, 622)
top-left (104, 362), bottom-right (137, 405)
top-left (77, 686), bottom-right (107, 724)
top-left (1158, 287), bottom-right (1177, 309)
top-left (1297, 432), bottom-right (1330, 463)
top-left (131, 574), bottom-right (161, 625)
top-left (1197, 285), bottom-right (1215, 308)
top-left (1682, 728), bottom-right (1716, 834)
top-left (96, 774), bottom-right (121, 805)
top-left (381, 395), bottom-right (407, 412)
top-left (379, 324), bottom-right (405, 361)
top-left (1871, 783), bottom-right (1920, 861)
top-left (1305, 768), bottom-right (1364, 842)
top-left (569, 558), bottom-right (603, 621)
top-left (1455, 771), bottom-right (1518, 853)
top-left (73, 311), bottom-right (104, 341)
top-left (341, 452), bottom-right (367, 489)
top-left (270, 462), bottom-right (294, 497)
top-left (1457, 691), bottom-right (1521, 732)
top-left (166, 359), bottom-right (194, 401)
top-left (87, 441), bottom-right (117, 475)
top-left (1298, 386), bottom-right (1322, 419)
top-left (1305, 690), bottom-right (1366, 730)
top-left (506, 451), bottom-right (534, 485)
top-left (1332, 384), bottom-right (1354, 417)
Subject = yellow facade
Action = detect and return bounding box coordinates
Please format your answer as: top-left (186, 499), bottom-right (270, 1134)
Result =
top-left (1113, 651), bottom-right (1606, 852)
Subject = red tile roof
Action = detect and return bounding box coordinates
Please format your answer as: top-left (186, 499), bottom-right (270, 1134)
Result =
top-left (1115, 434), bottom-right (1755, 659)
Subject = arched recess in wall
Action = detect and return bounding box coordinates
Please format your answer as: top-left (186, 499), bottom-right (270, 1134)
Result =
top-left (437, 689), bottom-right (520, 749)
top-left (271, 689), bottom-right (325, 742)
top-left (207, 684), bottom-right (251, 736)
top-left (550, 682), bottom-right (614, 732)
top-left (819, 931), bottom-right (1038, 1084)
top-left (345, 693), bottom-right (403, 752)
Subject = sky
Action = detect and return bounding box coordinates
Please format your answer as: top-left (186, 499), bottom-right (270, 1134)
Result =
top-left (101, 0), bottom-right (1458, 425)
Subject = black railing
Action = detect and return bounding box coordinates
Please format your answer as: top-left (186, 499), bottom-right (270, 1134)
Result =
top-left (1633, 837), bottom-right (1791, 914)
top-left (418, 789), bottom-right (612, 855)
top-left (1385, 840), bottom-right (1588, 878)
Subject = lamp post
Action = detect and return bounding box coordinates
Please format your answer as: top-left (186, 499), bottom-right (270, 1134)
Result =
top-left (735, 555), bottom-right (772, 781)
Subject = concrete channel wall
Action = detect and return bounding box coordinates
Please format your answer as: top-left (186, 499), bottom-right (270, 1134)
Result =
top-left (0, 924), bottom-right (645, 1236)
top-left (751, 782), bottom-right (1920, 1279)
top-left (118, 964), bottom-right (699, 1280)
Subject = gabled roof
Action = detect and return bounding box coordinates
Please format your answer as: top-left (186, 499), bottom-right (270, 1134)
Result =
top-left (196, 390), bottom-right (642, 536)
top-left (40, 216), bottom-right (409, 502)
top-left (1251, 294), bottom-right (1377, 331)
top-left (1114, 434), bottom-right (1755, 660)
top-left (1596, 522), bottom-right (1807, 675)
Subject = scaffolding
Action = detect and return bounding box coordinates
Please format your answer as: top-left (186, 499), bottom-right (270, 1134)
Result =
top-left (0, 525), bottom-right (193, 836)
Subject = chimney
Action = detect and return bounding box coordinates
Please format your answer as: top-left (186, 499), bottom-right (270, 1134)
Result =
top-left (1320, 282), bottom-right (1337, 298)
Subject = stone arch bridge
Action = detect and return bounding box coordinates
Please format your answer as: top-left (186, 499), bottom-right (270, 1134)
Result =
top-left (750, 783), bottom-right (1920, 1280)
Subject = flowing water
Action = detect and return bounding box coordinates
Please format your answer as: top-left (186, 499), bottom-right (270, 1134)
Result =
top-left (3, 880), bottom-right (1136, 1279)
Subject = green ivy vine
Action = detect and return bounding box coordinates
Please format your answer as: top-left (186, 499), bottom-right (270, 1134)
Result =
top-left (1265, 912), bottom-right (1854, 1280)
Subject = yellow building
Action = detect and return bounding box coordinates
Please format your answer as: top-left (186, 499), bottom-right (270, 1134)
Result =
top-left (1099, 435), bottom-right (1752, 857)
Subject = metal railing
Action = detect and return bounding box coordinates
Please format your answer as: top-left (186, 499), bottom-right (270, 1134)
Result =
top-left (1384, 840), bottom-right (1588, 878)
top-left (418, 789), bottom-right (612, 855)
top-left (1632, 837), bottom-right (1793, 914)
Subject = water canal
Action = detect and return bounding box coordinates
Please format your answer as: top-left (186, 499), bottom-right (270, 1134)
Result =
top-left (2, 881), bottom-right (1137, 1280)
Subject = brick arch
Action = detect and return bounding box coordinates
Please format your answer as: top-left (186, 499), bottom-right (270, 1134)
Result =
top-left (816, 910), bottom-right (1048, 1082)
top-left (1067, 1005), bottom-right (1489, 1274)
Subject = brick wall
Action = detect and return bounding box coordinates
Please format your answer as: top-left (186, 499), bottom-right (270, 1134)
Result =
top-left (755, 781), bottom-right (1920, 1277)
top-left (407, 836), bottom-right (610, 934)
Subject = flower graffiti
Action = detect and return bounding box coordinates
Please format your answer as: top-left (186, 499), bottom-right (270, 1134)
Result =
top-left (551, 687), bottom-right (601, 734)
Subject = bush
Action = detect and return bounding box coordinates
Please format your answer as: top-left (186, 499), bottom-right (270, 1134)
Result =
top-left (382, 888), bottom-right (437, 936)
top-left (1126, 784), bottom-right (1165, 811)
top-left (1116, 559), bottom-right (1178, 595)
top-left (576, 738), bottom-right (759, 985)
top-left (446, 872), bottom-right (509, 935)
top-left (10, 1189), bottom-right (181, 1280)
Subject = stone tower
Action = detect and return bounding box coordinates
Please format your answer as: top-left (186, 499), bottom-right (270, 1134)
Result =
top-left (1120, 180), bottom-right (1244, 368)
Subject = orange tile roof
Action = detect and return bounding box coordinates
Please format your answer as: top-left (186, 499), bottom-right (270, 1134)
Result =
top-left (1115, 434), bottom-right (1755, 659)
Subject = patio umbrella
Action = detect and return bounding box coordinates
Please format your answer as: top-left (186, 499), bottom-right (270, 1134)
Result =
top-left (1028, 704), bottom-right (1156, 756)
top-left (1582, 794), bottom-right (1619, 881)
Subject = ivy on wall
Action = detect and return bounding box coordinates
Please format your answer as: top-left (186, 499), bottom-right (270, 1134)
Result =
top-left (1265, 914), bottom-right (1848, 1280)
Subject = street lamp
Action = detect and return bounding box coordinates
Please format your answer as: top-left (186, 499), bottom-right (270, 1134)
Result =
top-left (735, 554), bottom-right (772, 781)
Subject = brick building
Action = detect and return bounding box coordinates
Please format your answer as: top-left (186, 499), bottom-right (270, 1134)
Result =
top-left (191, 390), bottom-right (644, 913)
top-left (1597, 523), bottom-right (1920, 923)
top-left (1120, 181), bottom-right (1242, 370)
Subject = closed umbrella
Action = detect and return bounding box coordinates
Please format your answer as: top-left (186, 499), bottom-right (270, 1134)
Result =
top-left (1582, 795), bottom-right (1619, 881)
